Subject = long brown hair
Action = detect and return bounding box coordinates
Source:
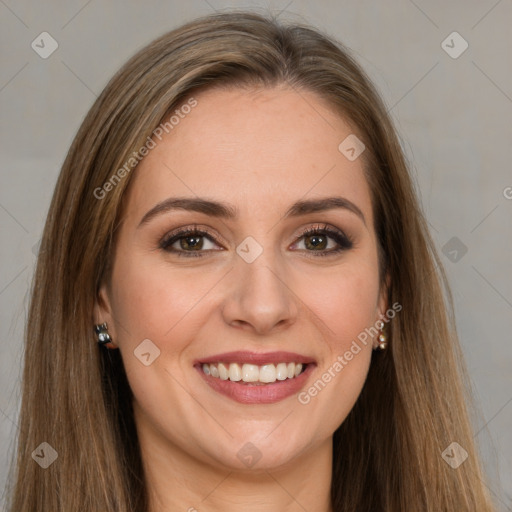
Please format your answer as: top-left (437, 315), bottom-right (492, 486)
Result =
top-left (7, 11), bottom-right (495, 511)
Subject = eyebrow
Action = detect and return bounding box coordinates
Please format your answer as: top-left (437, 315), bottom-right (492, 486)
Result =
top-left (137, 195), bottom-right (366, 228)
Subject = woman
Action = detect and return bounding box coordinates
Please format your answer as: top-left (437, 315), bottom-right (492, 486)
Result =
top-left (7, 11), bottom-right (495, 512)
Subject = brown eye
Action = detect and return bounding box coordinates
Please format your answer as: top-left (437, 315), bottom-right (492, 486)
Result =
top-left (293, 225), bottom-right (353, 257)
top-left (304, 233), bottom-right (329, 250)
top-left (176, 234), bottom-right (204, 251)
top-left (160, 228), bottom-right (221, 257)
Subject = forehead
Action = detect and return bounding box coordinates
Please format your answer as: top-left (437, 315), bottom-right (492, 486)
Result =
top-left (124, 85), bottom-right (373, 225)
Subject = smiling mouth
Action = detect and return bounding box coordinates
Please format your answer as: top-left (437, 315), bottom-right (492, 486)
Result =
top-left (194, 350), bottom-right (316, 403)
top-left (200, 362), bottom-right (307, 385)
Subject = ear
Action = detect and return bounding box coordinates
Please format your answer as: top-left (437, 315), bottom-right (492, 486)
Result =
top-left (93, 282), bottom-right (118, 349)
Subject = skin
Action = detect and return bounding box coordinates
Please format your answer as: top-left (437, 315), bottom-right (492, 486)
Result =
top-left (95, 85), bottom-right (388, 512)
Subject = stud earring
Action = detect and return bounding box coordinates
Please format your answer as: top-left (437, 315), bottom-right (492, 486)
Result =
top-left (94, 322), bottom-right (112, 346)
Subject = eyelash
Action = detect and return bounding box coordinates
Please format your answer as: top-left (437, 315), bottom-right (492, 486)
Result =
top-left (159, 223), bottom-right (353, 258)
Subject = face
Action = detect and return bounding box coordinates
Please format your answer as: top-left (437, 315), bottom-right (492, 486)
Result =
top-left (96, 85), bottom-right (388, 472)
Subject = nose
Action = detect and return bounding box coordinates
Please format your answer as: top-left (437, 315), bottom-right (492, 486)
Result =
top-left (221, 247), bottom-right (299, 335)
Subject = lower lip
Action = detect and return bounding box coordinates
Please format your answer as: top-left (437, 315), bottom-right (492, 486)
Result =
top-left (195, 364), bottom-right (315, 404)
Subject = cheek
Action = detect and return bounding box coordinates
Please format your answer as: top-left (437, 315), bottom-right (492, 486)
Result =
top-left (315, 271), bottom-right (377, 371)
top-left (291, 257), bottom-right (380, 424)
top-left (108, 258), bottom-right (216, 432)
top-left (302, 258), bottom-right (381, 350)
top-left (110, 257), bottom-right (213, 344)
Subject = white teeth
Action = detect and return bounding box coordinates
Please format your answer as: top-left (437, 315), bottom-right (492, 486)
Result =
top-left (228, 363), bottom-right (242, 381)
top-left (218, 362), bottom-right (229, 380)
top-left (201, 361), bottom-right (307, 383)
top-left (276, 362), bottom-right (288, 380)
top-left (259, 364), bottom-right (276, 383)
top-left (242, 364), bottom-right (259, 382)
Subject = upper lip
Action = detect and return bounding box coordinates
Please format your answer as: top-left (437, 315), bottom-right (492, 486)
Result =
top-left (194, 350), bottom-right (316, 366)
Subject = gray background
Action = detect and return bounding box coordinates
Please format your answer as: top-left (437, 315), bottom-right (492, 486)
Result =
top-left (1, 0), bottom-right (511, 510)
